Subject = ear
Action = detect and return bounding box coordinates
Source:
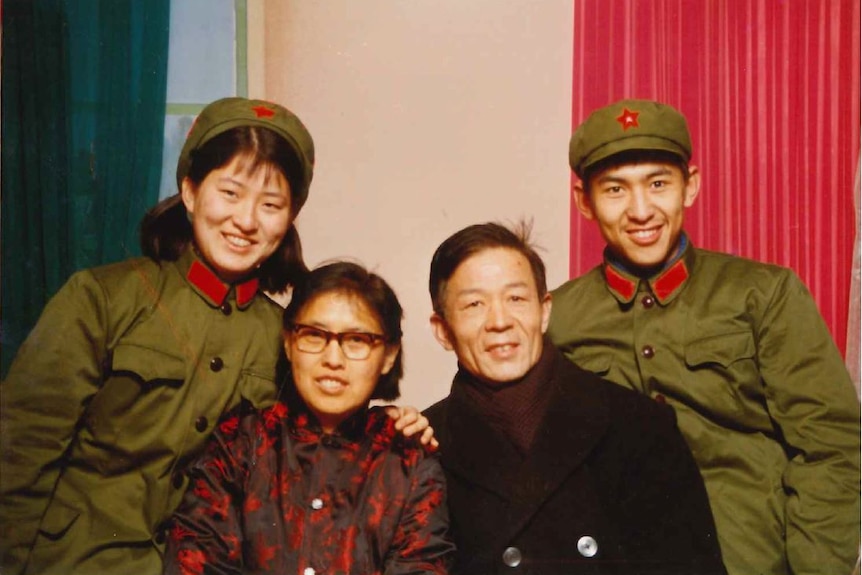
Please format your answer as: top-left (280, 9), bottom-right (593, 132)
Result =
top-left (573, 181), bottom-right (595, 221)
top-left (540, 292), bottom-right (553, 333)
top-left (180, 177), bottom-right (197, 215)
top-left (430, 313), bottom-right (455, 351)
top-left (683, 165), bottom-right (701, 208)
top-left (380, 344), bottom-right (400, 375)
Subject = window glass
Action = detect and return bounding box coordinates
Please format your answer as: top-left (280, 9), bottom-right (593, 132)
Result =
top-left (160, 0), bottom-right (241, 199)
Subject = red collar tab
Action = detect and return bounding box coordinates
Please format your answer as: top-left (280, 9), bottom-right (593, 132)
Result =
top-left (187, 260), bottom-right (259, 308)
top-left (235, 277), bottom-right (260, 307)
top-left (604, 264), bottom-right (637, 303)
top-left (187, 260), bottom-right (229, 306)
top-left (650, 257), bottom-right (689, 303)
top-left (602, 241), bottom-right (694, 305)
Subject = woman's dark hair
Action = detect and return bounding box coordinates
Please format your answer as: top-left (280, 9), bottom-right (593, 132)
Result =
top-left (139, 126), bottom-right (308, 292)
top-left (283, 261), bottom-right (404, 402)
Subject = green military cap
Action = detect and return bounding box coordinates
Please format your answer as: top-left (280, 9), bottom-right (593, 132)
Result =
top-left (176, 97), bottom-right (315, 210)
top-left (569, 99), bottom-right (691, 178)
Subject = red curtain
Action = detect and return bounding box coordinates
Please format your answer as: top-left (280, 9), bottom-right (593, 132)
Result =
top-left (571, 0), bottom-right (860, 355)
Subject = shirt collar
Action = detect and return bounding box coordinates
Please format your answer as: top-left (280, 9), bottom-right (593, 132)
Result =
top-left (602, 234), bottom-right (694, 305)
top-left (177, 246), bottom-right (260, 309)
top-left (287, 400), bottom-right (373, 447)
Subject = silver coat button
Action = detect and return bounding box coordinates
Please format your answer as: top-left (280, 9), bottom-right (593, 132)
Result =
top-left (502, 546), bottom-right (522, 567)
top-left (577, 535), bottom-right (598, 557)
top-left (311, 497), bottom-right (323, 510)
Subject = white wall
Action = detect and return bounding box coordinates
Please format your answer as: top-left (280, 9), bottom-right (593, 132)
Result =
top-left (254, 1), bottom-right (574, 409)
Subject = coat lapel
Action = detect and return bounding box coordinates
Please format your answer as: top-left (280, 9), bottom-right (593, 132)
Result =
top-left (438, 351), bottom-right (613, 542)
top-left (502, 354), bottom-right (612, 539)
top-left (438, 384), bottom-right (523, 500)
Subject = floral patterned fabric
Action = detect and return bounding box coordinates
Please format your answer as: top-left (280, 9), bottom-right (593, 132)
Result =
top-left (164, 401), bottom-right (454, 575)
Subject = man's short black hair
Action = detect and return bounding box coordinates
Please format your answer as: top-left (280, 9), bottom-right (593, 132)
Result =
top-left (429, 221), bottom-right (547, 317)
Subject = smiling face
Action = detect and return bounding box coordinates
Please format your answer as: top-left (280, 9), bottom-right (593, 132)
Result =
top-left (285, 291), bottom-right (399, 433)
top-left (431, 247), bottom-right (551, 385)
top-left (181, 155), bottom-right (293, 282)
top-left (575, 161), bottom-right (700, 270)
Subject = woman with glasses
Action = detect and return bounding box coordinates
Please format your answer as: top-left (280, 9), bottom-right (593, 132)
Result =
top-left (164, 261), bottom-right (455, 575)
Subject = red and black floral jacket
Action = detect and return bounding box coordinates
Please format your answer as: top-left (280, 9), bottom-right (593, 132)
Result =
top-left (164, 401), bottom-right (454, 575)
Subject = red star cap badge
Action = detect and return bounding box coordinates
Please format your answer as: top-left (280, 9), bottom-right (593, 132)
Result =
top-left (616, 108), bottom-right (639, 131)
top-left (251, 105), bottom-right (275, 119)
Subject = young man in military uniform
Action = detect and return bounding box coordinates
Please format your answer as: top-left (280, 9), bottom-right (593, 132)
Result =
top-left (548, 98), bottom-right (861, 575)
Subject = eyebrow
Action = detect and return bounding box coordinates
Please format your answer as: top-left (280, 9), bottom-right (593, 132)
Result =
top-left (261, 189), bottom-right (290, 199)
top-left (299, 320), bottom-right (376, 333)
top-left (597, 166), bottom-right (675, 184)
top-left (453, 281), bottom-right (531, 297)
top-left (216, 176), bottom-right (244, 187)
top-left (217, 176), bottom-right (289, 198)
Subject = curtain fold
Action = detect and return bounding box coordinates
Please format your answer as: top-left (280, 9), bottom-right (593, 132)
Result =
top-left (571, 0), bottom-right (860, 359)
top-left (848, 153), bottom-right (861, 396)
top-left (1, 0), bottom-right (170, 377)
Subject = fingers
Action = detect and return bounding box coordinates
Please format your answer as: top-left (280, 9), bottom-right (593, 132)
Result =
top-left (421, 428), bottom-right (440, 451)
top-left (384, 405), bottom-right (439, 450)
top-left (383, 405), bottom-right (403, 422)
top-left (389, 405), bottom-right (419, 430)
top-left (404, 419), bottom-right (437, 450)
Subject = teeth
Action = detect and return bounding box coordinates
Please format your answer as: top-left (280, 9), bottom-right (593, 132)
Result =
top-left (490, 344), bottom-right (515, 353)
top-left (226, 235), bottom-right (251, 247)
top-left (631, 230), bottom-right (656, 238)
top-left (318, 379), bottom-right (346, 392)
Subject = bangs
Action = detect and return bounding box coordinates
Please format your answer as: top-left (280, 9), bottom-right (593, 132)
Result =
top-left (231, 154), bottom-right (288, 189)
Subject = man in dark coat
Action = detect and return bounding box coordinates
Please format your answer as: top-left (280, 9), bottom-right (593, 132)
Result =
top-left (423, 222), bottom-right (726, 575)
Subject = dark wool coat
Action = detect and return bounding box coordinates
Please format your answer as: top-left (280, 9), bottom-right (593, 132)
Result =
top-left (425, 349), bottom-right (726, 575)
top-left (164, 402), bottom-right (454, 575)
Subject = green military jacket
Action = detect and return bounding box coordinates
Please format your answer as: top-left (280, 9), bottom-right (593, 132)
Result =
top-left (548, 242), bottom-right (861, 575)
top-left (0, 247), bottom-right (284, 575)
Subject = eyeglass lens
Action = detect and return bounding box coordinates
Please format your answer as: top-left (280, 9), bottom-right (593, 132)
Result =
top-left (292, 325), bottom-right (382, 360)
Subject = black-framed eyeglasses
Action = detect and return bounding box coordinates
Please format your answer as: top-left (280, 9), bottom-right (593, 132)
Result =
top-left (288, 323), bottom-right (387, 360)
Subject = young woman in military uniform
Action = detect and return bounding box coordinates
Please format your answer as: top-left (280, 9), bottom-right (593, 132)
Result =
top-left (0, 98), bottom-right (432, 575)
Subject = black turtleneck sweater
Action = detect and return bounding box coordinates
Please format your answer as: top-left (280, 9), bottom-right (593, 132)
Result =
top-left (454, 340), bottom-right (557, 456)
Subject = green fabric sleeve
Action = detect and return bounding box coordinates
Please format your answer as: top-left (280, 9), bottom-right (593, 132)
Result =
top-left (757, 270), bottom-right (861, 574)
top-left (0, 270), bottom-right (109, 573)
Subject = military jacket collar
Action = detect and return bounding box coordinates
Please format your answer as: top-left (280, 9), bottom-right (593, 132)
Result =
top-left (178, 247), bottom-right (260, 309)
top-left (602, 237), bottom-right (695, 306)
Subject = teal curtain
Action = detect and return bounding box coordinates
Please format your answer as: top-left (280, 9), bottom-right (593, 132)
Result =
top-left (1, 0), bottom-right (170, 377)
